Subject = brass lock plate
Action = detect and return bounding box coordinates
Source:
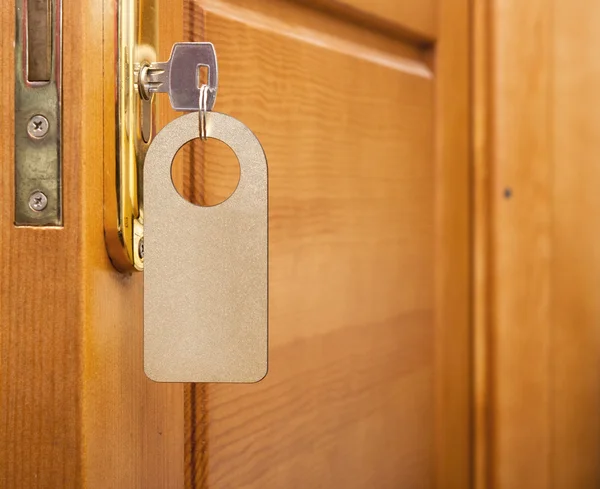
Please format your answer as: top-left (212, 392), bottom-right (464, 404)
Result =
top-left (105, 1), bottom-right (217, 272)
top-left (104, 0), bottom-right (158, 272)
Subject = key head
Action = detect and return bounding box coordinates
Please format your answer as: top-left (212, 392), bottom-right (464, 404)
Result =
top-left (167, 42), bottom-right (218, 111)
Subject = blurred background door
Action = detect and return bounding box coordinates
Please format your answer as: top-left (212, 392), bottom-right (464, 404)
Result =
top-left (474, 1), bottom-right (600, 489)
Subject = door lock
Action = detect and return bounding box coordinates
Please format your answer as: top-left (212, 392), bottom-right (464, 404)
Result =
top-left (106, 1), bottom-right (268, 382)
top-left (105, 0), bottom-right (224, 272)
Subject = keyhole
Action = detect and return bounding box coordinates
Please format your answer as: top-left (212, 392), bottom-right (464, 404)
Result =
top-left (171, 137), bottom-right (241, 207)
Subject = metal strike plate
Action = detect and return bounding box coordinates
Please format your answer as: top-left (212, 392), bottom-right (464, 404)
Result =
top-left (15, 0), bottom-right (62, 226)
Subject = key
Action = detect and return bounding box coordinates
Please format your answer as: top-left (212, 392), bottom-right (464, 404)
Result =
top-left (138, 42), bottom-right (219, 112)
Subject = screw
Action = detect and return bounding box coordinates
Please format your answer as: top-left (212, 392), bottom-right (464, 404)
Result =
top-left (138, 237), bottom-right (144, 260)
top-left (27, 115), bottom-right (49, 139)
top-left (29, 191), bottom-right (48, 212)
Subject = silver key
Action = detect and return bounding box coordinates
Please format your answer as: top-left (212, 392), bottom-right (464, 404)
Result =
top-left (138, 42), bottom-right (218, 111)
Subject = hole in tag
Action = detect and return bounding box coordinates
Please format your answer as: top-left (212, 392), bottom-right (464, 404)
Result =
top-left (171, 137), bottom-right (241, 207)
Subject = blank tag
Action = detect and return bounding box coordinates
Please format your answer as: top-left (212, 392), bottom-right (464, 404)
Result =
top-left (143, 112), bottom-right (268, 382)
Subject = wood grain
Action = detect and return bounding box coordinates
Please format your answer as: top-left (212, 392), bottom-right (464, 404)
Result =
top-left (473, 0), bottom-right (492, 487)
top-left (0, 0), bottom-right (184, 487)
top-left (490, 1), bottom-right (554, 487)
top-left (551, 1), bottom-right (600, 486)
top-left (476, 0), bottom-right (600, 488)
top-left (183, 0), bottom-right (470, 488)
top-left (0, 1), bottom-right (83, 485)
top-left (298, 0), bottom-right (436, 40)
top-left (434, 0), bottom-right (471, 487)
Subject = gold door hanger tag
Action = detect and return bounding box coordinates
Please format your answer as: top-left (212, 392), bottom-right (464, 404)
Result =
top-left (144, 112), bottom-right (268, 382)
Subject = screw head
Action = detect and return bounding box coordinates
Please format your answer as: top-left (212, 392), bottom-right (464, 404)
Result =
top-left (138, 237), bottom-right (144, 260)
top-left (27, 115), bottom-right (49, 139)
top-left (29, 191), bottom-right (48, 212)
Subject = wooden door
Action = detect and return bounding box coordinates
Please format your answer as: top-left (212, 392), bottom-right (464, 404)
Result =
top-left (474, 1), bottom-right (600, 488)
top-left (0, 0), bottom-right (471, 488)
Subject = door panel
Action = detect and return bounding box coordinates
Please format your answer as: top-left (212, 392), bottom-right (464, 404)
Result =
top-left (182, 1), bottom-right (470, 488)
top-left (312, 0), bottom-right (436, 38)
